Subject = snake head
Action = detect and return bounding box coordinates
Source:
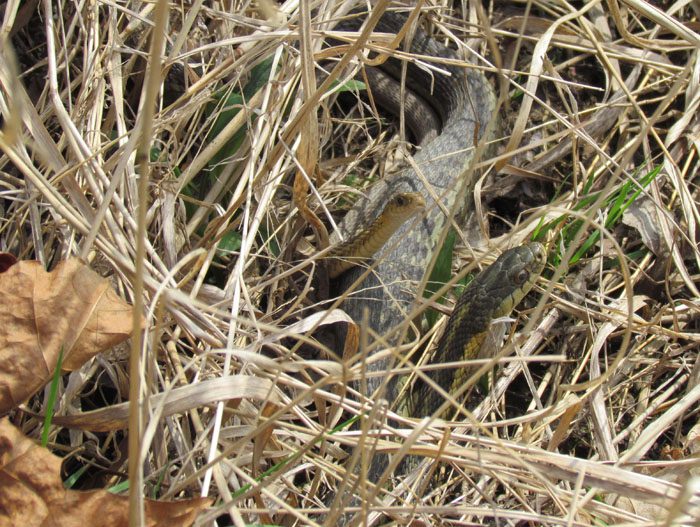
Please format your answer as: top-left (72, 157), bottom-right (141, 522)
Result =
top-left (385, 191), bottom-right (426, 219)
top-left (327, 191), bottom-right (427, 279)
top-left (485, 242), bottom-right (546, 319)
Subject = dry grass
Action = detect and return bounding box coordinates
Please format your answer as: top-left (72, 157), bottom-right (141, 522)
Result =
top-left (2, 0), bottom-right (700, 525)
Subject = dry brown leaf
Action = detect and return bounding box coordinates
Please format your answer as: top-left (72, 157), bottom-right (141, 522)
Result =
top-left (0, 258), bottom-right (144, 413)
top-left (0, 418), bottom-right (210, 527)
top-left (686, 418), bottom-right (700, 457)
top-left (622, 197), bottom-right (664, 255)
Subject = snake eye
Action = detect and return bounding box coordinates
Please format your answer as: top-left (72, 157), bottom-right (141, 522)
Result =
top-left (513, 269), bottom-right (529, 284)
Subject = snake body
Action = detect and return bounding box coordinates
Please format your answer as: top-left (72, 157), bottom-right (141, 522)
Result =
top-left (332, 9), bottom-right (498, 413)
top-left (324, 9), bottom-right (544, 524)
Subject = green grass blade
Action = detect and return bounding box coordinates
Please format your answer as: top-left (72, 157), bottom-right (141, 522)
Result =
top-left (41, 345), bottom-right (64, 447)
top-left (64, 464), bottom-right (90, 489)
top-left (424, 229), bottom-right (456, 329)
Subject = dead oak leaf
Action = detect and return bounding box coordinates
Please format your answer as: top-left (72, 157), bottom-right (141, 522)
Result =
top-left (0, 418), bottom-right (210, 526)
top-left (0, 258), bottom-right (144, 413)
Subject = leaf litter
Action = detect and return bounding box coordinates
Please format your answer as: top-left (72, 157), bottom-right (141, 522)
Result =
top-left (0, 0), bottom-right (699, 526)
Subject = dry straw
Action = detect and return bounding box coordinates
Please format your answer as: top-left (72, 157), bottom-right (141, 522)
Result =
top-left (2, 0), bottom-right (700, 525)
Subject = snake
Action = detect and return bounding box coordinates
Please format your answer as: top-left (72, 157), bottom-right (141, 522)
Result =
top-left (329, 8), bottom-right (500, 417)
top-left (402, 242), bottom-right (545, 418)
top-left (322, 6), bottom-right (545, 522)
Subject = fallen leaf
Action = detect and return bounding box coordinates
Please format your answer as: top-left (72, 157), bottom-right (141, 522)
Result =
top-left (685, 418), bottom-right (700, 457)
top-left (0, 418), bottom-right (210, 527)
top-left (622, 197), bottom-right (664, 255)
top-left (0, 258), bottom-right (144, 412)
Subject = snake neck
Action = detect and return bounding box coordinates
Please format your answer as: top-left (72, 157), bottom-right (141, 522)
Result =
top-left (350, 214), bottom-right (393, 256)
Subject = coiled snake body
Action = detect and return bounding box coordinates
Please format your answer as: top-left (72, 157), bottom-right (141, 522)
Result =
top-left (332, 9), bottom-right (499, 418)
top-left (325, 8), bottom-right (545, 521)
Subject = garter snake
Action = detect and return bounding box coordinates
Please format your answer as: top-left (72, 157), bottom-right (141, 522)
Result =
top-left (324, 7), bottom-right (545, 524)
top-left (403, 242), bottom-right (545, 418)
top-left (330, 7), bottom-right (502, 420)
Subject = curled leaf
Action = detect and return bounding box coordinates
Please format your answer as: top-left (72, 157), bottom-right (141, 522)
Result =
top-left (0, 258), bottom-right (144, 412)
top-left (0, 418), bottom-right (210, 526)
